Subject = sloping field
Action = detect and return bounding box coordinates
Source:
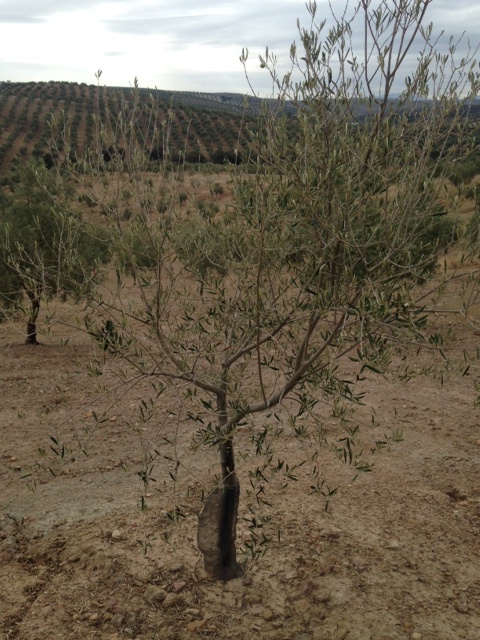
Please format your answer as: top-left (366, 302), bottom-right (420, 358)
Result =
top-left (0, 81), bottom-right (268, 174)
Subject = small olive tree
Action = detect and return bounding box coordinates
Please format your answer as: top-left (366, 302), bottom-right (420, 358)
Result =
top-left (193, 0), bottom-right (479, 578)
top-left (43, 0), bottom-right (479, 580)
top-left (0, 159), bottom-right (109, 343)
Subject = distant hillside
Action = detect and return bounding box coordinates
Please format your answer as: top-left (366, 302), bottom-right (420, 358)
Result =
top-left (132, 87), bottom-right (297, 116)
top-left (0, 81), bottom-right (287, 174)
top-left (1, 81), bottom-right (480, 176)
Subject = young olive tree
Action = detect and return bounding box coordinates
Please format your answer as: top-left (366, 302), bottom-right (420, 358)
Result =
top-left (0, 159), bottom-right (109, 344)
top-left (197, 0), bottom-right (479, 578)
top-left (47, 1), bottom-right (479, 580)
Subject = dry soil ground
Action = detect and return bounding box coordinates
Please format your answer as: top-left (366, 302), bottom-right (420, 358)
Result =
top-left (1, 285), bottom-right (480, 640)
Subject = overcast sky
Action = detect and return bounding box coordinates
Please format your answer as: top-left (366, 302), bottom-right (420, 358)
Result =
top-left (0, 1), bottom-right (479, 96)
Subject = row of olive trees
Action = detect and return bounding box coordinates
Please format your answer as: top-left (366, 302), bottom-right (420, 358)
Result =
top-left (1, 0), bottom-right (479, 580)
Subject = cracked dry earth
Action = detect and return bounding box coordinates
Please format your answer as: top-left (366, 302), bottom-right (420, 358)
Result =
top-left (1, 300), bottom-right (480, 640)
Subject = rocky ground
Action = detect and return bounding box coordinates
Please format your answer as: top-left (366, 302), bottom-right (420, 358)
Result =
top-left (1, 294), bottom-right (480, 640)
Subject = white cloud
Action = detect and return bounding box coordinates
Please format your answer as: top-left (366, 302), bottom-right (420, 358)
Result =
top-left (0, 0), bottom-right (122, 23)
top-left (0, 0), bottom-right (478, 95)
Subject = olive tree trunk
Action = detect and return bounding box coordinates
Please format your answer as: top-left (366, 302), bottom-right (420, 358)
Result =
top-left (197, 392), bottom-right (244, 580)
top-left (25, 292), bottom-right (40, 345)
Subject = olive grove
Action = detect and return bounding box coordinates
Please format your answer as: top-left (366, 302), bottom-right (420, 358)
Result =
top-left (20, 0), bottom-right (480, 580)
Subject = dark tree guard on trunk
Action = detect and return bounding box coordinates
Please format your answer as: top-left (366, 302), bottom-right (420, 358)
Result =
top-left (197, 482), bottom-right (244, 580)
top-left (25, 321), bottom-right (38, 344)
top-left (197, 436), bottom-right (244, 580)
top-left (25, 294), bottom-right (40, 345)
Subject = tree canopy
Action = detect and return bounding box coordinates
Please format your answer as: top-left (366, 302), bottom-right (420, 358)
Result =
top-left (0, 160), bottom-right (109, 343)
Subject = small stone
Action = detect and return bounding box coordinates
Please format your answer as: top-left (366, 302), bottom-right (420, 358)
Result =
top-left (172, 580), bottom-right (187, 592)
top-left (162, 593), bottom-right (185, 608)
top-left (292, 598), bottom-right (311, 616)
top-left (314, 590), bottom-right (332, 604)
top-left (89, 613), bottom-right (99, 622)
top-left (386, 539), bottom-right (400, 550)
top-left (185, 608), bottom-right (202, 619)
top-left (319, 526), bottom-right (342, 540)
top-left (411, 633), bottom-right (422, 640)
top-left (261, 608), bottom-right (274, 621)
top-left (144, 586), bottom-right (167, 603)
top-left (242, 575), bottom-right (253, 586)
top-left (111, 529), bottom-right (123, 541)
top-left (244, 592), bottom-right (262, 605)
top-left (110, 613), bottom-right (124, 629)
top-left (454, 600), bottom-right (469, 614)
top-left (186, 619), bottom-right (208, 633)
top-left (167, 562), bottom-right (183, 573)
